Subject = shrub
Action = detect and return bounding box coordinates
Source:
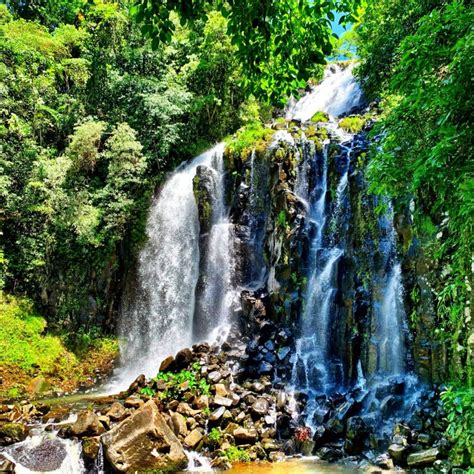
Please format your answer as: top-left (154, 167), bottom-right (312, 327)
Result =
top-left (224, 446), bottom-right (250, 463)
top-left (441, 385), bottom-right (474, 467)
top-left (339, 115), bottom-right (366, 133)
top-left (310, 111), bottom-right (329, 122)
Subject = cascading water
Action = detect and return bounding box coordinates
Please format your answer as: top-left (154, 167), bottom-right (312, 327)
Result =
top-left (2, 419), bottom-right (85, 474)
top-left (289, 63), bottom-right (414, 432)
top-left (110, 143), bottom-right (235, 391)
top-left (286, 63), bottom-right (364, 122)
top-left (373, 202), bottom-right (407, 375)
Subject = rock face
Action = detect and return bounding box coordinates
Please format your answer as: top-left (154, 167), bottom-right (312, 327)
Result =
top-left (70, 411), bottom-right (104, 438)
top-left (101, 400), bottom-right (187, 473)
top-left (407, 447), bottom-right (439, 467)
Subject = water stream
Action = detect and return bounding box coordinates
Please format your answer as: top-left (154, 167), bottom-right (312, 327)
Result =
top-left (110, 143), bottom-right (235, 391)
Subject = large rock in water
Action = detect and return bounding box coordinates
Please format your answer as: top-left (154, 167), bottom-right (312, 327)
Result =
top-left (101, 400), bottom-right (187, 473)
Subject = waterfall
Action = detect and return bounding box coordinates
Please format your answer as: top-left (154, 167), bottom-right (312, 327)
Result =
top-left (373, 203), bottom-right (407, 375)
top-left (286, 63), bottom-right (364, 121)
top-left (110, 144), bottom-right (234, 391)
top-left (289, 63), bottom-right (412, 432)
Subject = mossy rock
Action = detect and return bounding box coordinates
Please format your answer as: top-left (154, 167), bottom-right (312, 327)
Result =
top-left (27, 376), bottom-right (52, 396)
top-left (339, 115), bottom-right (366, 133)
top-left (310, 111), bottom-right (329, 122)
top-left (0, 422), bottom-right (28, 445)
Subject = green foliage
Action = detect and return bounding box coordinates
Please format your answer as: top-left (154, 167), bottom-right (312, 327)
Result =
top-left (358, 0), bottom-right (473, 381)
top-left (140, 386), bottom-right (156, 397)
top-left (1, 1), bottom-right (258, 329)
top-left (441, 386), bottom-right (474, 466)
top-left (0, 293), bottom-right (73, 373)
top-left (225, 122), bottom-right (275, 159)
top-left (130, 0), bottom-right (362, 103)
top-left (67, 121), bottom-right (106, 172)
top-left (310, 111), bottom-right (329, 123)
top-left (277, 210), bottom-right (288, 228)
top-left (339, 115), bottom-right (366, 133)
top-left (224, 446), bottom-right (251, 463)
top-left (0, 292), bottom-right (118, 394)
top-left (208, 427), bottom-right (221, 444)
top-left (153, 364), bottom-right (210, 401)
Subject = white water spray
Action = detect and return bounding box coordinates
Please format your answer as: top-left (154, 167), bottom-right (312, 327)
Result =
top-left (110, 144), bottom-right (234, 391)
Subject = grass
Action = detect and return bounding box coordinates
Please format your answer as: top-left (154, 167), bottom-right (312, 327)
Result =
top-left (0, 293), bottom-right (118, 399)
top-left (0, 294), bottom-right (72, 373)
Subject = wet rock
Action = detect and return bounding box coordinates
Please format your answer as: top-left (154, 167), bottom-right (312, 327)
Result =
top-left (344, 416), bottom-right (369, 454)
top-left (124, 396), bottom-right (144, 409)
top-left (230, 393), bottom-right (241, 406)
top-left (269, 451), bottom-right (286, 462)
top-left (0, 453), bottom-right (14, 472)
top-left (171, 412), bottom-right (188, 437)
top-left (392, 434), bottom-right (408, 446)
top-left (207, 371), bottom-right (222, 383)
top-left (374, 453), bottom-right (394, 470)
top-left (159, 356), bottom-right (175, 372)
top-left (258, 361), bottom-right (273, 374)
top-left (313, 407), bottom-right (330, 424)
top-left (106, 402), bottom-right (128, 422)
top-left (193, 395), bottom-right (209, 410)
top-left (82, 436), bottom-right (100, 461)
top-left (177, 402), bottom-right (199, 417)
top-left (394, 423), bottom-right (411, 437)
top-left (209, 406), bottom-right (226, 422)
top-left (433, 459), bottom-right (452, 473)
top-left (174, 348), bottom-right (193, 370)
top-left (262, 438), bottom-right (280, 451)
top-left (407, 447), bottom-right (439, 467)
top-left (317, 446), bottom-right (341, 461)
top-left (277, 347), bottom-right (291, 360)
top-left (213, 396), bottom-right (232, 407)
top-left (388, 443), bottom-right (408, 465)
top-left (234, 427), bottom-right (258, 444)
top-left (211, 457), bottom-right (232, 470)
top-left (252, 382), bottom-right (265, 393)
top-left (70, 411), bottom-right (104, 438)
top-left (0, 423), bottom-right (27, 446)
top-left (251, 398), bottom-right (269, 417)
top-left (264, 340), bottom-right (275, 351)
top-left (214, 384), bottom-right (228, 397)
top-left (379, 395), bottom-right (399, 415)
top-left (184, 429), bottom-right (203, 449)
top-left (126, 374), bottom-right (146, 395)
top-left (102, 400), bottom-right (187, 473)
top-left (98, 416), bottom-right (111, 431)
top-left (8, 439), bottom-right (67, 471)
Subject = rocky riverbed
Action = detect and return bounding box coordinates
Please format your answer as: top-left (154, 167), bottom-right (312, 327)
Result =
top-left (0, 324), bottom-right (465, 473)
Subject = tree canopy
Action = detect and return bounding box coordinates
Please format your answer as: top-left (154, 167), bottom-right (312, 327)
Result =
top-left (131, 0), bottom-right (360, 102)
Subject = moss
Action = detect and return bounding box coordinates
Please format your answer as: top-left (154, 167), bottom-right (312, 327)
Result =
top-left (304, 125), bottom-right (329, 152)
top-left (0, 422), bottom-right (27, 443)
top-left (225, 122), bottom-right (275, 161)
top-left (310, 111), bottom-right (329, 122)
top-left (339, 115), bottom-right (366, 133)
top-left (0, 293), bottom-right (118, 399)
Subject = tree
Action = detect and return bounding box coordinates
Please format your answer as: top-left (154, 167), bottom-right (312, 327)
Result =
top-left (131, 0), bottom-right (360, 103)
